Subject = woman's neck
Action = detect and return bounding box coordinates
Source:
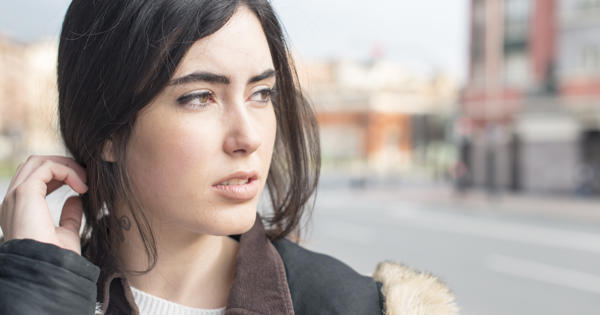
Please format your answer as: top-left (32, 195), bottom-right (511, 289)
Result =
top-left (116, 216), bottom-right (239, 309)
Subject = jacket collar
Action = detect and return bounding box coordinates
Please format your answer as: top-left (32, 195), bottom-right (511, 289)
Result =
top-left (98, 214), bottom-right (294, 315)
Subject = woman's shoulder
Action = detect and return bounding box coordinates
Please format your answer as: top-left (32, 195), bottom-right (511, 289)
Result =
top-left (272, 238), bottom-right (382, 314)
top-left (272, 238), bottom-right (459, 315)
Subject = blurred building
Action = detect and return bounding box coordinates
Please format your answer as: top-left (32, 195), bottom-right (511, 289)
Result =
top-left (0, 36), bottom-right (62, 163)
top-left (298, 57), bottom-right (458, 175)
top-left (0, 34), bottom-right (461, 179)
top-left (460, 0), bottom-right (600, 195)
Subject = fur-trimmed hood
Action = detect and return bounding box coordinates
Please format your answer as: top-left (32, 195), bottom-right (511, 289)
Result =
top-left (373, 261), bottom-right (460, 315)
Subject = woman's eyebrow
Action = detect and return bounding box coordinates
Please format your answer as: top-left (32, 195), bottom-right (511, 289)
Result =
top-left (168, 69), bottom-right (276, 86)
top-left (248, 69), bottom-right (276, 84)
top-left (169, 72), bottom-right (229, 86)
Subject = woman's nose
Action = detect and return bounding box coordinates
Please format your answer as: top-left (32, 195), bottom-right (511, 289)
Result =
top-left (222, 105), bottom-right (262, 156)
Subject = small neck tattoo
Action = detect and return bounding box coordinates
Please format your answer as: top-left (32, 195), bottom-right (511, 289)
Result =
top-left (116, 215), bottom-right (131, 242)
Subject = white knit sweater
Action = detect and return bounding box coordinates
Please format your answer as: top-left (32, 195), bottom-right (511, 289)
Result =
top-left (130, 287), bottom-right (225, 315)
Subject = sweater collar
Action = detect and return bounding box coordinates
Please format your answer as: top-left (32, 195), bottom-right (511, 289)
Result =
top-left (99, 214), bottom-right (294, 315)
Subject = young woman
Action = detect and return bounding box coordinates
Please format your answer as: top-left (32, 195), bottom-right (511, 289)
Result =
top-left (0, 1), bottom-right (458, 314)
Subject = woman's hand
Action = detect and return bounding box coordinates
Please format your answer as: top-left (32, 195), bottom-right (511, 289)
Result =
top-left (0, 155), bottom-right (88, 255)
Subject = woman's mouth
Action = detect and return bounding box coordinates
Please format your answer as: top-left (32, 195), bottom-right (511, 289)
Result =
top-left (212, 171), bottom-right (259, 201)
top-left (218, 178), bottom-right (251, 185)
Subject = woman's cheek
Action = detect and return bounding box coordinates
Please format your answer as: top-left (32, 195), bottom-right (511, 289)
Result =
top-left (161, 125), bottom-right (216, 190)
top-left (260, 108), bottom-right (277, 169)
top-left (130, 110), bottom-right (215, 197)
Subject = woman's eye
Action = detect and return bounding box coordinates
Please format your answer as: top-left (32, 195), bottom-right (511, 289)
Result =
top-left (176, 91), bottom-right (215, 108)
top-left (249, 88), bottom-right (273, 103)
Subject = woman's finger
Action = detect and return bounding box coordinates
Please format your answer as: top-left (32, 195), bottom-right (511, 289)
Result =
top-left (59, 196), bottom-right (83, 235)
top-left (22, 160), bottom-right (88, 196)
top-left (9, 156), bottom-right (87, 191)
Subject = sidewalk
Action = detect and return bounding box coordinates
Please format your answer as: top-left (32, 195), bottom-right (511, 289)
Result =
top-left (381, 183), bottom-right (600, 224)
top-left (318, 171), bottom-right (600, 224)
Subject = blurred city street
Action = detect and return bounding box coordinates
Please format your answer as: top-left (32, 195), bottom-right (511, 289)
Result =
top-left (3, 175), bottom-right (600, 315)
top-left (303, 175), bottom-right (600, 315)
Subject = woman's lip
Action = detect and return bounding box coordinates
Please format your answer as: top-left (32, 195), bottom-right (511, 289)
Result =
top-left (212, 177), bottom-right (259, 201)
top-left (213, 171), bottom-right (259, 186)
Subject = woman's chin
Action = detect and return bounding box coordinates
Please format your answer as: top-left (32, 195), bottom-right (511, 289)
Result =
top-left (201, 204), bottom-right (258, 236)
top-left (223, 210), bottom-right (257, 235)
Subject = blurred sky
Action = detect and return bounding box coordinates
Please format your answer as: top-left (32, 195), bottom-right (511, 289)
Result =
top-left (0, 0), bottom-right (468, 82)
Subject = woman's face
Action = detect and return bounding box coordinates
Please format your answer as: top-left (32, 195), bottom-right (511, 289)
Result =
top-left (121, 6), bottom-right (276, 236)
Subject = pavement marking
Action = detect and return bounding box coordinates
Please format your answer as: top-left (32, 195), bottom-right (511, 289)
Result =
top-left (390, 208), bottom-right (600, 253)
top-left (486, 254), bottom-right (600, 295)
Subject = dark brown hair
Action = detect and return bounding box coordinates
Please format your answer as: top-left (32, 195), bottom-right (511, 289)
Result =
top-left (58, 0), bottom-right (320, 274)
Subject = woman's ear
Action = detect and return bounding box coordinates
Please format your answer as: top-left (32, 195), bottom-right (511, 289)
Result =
top-left (101, 139), bottom-right (117, 162)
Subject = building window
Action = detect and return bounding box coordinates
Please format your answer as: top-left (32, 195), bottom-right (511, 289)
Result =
top-left (581, 45), bottom-right (600, 74)
top-left (506, 0), bottom-right (532, 22)
top-left (504, 0), bottom-right (531, 48)
top-left (471, 0), bottom-right (486, 87)
top-left (577, 0), bottom-right (600, 10)
top-left (504, 52), bottom-right (530, 86)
